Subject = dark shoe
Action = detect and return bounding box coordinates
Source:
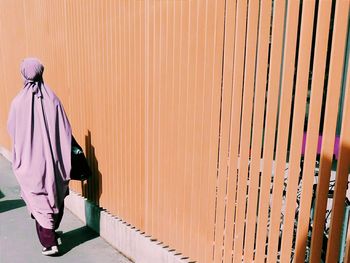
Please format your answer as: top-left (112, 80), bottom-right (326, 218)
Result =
top-left (42, 245), bottom-right (59, 256)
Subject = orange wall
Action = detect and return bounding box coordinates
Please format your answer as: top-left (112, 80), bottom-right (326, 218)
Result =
top-left (0, 1), bottom-right (224, 262)
top-left (1, 1), bottom-right (349, 262)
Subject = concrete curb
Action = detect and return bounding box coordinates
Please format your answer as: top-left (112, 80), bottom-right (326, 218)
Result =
top-left (65, 191), bottom-right (189, 263)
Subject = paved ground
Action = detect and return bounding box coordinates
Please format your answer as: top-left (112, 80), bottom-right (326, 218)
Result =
top-left (0, 155), bottom-right (132, 263)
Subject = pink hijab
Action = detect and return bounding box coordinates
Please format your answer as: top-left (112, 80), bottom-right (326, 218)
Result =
top-left (7, 58), bottom-right (72, 229)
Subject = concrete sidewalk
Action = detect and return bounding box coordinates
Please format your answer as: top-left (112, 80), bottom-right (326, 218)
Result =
top-left (0, 155), bottom-right (132, 263)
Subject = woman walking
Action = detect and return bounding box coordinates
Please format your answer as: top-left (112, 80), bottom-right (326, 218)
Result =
top-left (7, 58), bottom-right (72, 256)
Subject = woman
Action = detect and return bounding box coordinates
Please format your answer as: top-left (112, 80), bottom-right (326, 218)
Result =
top-left (7, 58), bottom-right (72, 256)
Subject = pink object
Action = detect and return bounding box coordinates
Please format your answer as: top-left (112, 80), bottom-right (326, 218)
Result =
top-left (7, 58), bottom-right (72, 229)
top-left (302, 132), bottom-right (340, 159)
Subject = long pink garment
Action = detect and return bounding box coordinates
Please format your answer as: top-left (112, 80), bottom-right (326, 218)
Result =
top-left (7, 58), bottom-right (72, 229)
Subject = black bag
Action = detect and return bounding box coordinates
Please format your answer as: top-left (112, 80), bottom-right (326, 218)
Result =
top-left (70, 136), bottom-right (92, 181)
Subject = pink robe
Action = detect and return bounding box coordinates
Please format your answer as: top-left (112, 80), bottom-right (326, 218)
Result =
top-left (7, 58), bottom-right (72, 229)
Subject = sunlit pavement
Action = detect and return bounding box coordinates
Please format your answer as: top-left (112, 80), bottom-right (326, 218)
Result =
top-left (0, 155), bottom-right (132, 263)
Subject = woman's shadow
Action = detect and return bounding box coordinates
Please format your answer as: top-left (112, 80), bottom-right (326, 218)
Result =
top-left (56, 226), bottom-right (99, 255)
top-left (56, 130), bottom-right (102, 256)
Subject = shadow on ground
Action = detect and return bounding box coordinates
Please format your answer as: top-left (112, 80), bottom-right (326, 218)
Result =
top-left (0, 199), bottom-right (25, 213)
top-left (57, 226), bottom-right (99, 256)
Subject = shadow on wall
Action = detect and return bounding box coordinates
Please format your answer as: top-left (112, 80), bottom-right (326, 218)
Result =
top-left (293, 142), bottom-right (350, 262)
top-left (81, 130), bottom-right (102, 233)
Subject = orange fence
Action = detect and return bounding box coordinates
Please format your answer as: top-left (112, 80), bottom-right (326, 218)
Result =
top-left (0, 1), bottom-right (349, 262)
